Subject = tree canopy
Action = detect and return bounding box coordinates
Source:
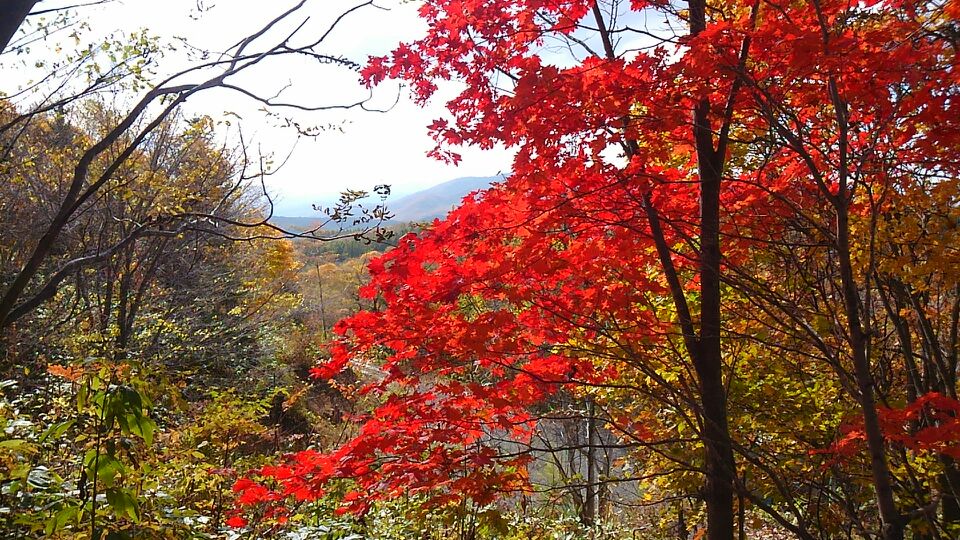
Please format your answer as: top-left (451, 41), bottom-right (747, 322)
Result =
top-left (236, 1), bottom-right (960, 540)
top-left (3, 1), bottom-right (960, 539)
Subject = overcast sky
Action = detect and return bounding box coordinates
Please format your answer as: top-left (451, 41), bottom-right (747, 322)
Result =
top-left (12, 0), bottom-right (515, 215)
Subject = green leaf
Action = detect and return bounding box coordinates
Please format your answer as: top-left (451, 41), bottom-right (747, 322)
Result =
top-left (0, 439), bottom-right (28, 450)
top-left (105, 488), bottom-right (140, 522)
top-left (44, 505), bottom-right (80, 535)
top-left (40, 420), bottom-right (75, 443)
top-left (117, 387), bottom-right (142, 411)
top-left (77, 384), bottom-right (88, 411)
top-left (85, 453), bottom-right (125, 488)
top-left (126, 414), bottom-right (156, 446)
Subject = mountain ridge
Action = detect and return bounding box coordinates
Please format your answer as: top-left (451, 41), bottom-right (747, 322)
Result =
top-left (269, 175), bottom-right (502, 230)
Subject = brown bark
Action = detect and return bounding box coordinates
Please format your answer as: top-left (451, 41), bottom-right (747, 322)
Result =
top-left (689, 1), bottom-right (737, 537)
top-left (827, 66), bottom-right (902, 538)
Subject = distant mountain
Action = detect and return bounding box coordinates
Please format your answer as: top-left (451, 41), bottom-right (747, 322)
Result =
top-left (269, 175), bottom-right (502, 230)
top-left (386, 175), bottom-right (500, 222)
top-left (268, 215), bottom-right (328, 231)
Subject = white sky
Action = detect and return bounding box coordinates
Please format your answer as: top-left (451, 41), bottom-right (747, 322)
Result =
top-left (9, 0), bottom-right (515, 215)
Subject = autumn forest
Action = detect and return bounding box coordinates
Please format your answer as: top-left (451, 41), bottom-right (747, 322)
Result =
top-left (2, 0), bottom-right (960, 539)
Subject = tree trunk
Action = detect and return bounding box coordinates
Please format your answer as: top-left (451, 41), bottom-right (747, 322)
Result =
top-left (693, 92), bottom-right (736, 540)
top-left (941, 457), bottom-right (960, 530)
top-left (678, 502), bottom-right (689, 540)
top-left (687, 0), bottom-right (737, 536)
top-left (0, 0), bottom-right (38, 54)
top-left (585, 397), bottom-right (598, 525)
top-left (830, 76), bottom-right (903, 538)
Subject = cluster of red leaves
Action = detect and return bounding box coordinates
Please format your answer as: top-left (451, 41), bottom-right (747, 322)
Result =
top-left (819, 393), bottom-right (960, 462)
top-left (233, 0), bottom-right (960, 521)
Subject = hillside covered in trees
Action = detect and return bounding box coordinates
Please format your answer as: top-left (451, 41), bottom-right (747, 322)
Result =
top-left (2, 1), bottom-right (960, 540)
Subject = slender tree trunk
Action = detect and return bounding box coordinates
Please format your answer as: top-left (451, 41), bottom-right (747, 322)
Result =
top-left (687, 0), bottom-right (737, 536)
top-left (838, 233), bottom-right (902, 540)
top-left (737, 488), bottom-right (746, 540)
top-left (695, 348), bottom-right (735, 540)
top-left (693, 86), bottom-right (736, 540)
top-left (0, 209), bottom-right (74, 327)
top-left (678, 502), bottom-right (689, 540)
top-left (941, 456), bottom-right (960, 529)
top-left (585, 397), bottom-right (598, 525)
top-left (597, 1), bottom-right (738, 535)
top-left (830, 73), bottom-right (903, 539)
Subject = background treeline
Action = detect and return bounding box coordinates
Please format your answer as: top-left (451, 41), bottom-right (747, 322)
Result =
top-left (0, 96), bottom-right (393, 537)
top-left (0, 3), bottom-right (403, 537)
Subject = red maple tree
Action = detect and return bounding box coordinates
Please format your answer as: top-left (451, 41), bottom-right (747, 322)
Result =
top-left (238, 2), bottom-right (960, 539)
